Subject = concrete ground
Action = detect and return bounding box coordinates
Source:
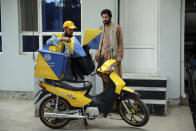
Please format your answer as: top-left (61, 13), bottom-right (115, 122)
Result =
top-left (0, 98), bottom-right (195, 131)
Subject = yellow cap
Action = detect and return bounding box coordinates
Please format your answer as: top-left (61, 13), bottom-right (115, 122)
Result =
top-left (63, 21), bottom-right (77, 29)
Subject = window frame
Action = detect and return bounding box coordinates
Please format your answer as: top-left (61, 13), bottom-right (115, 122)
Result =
top-left (19, 0), bottom-right (82, 55)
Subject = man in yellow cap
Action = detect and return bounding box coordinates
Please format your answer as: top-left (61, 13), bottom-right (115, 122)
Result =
top-left (45, 21), bottom-right (77, 81)
top-left (46, 20), bottom-right (77, 53)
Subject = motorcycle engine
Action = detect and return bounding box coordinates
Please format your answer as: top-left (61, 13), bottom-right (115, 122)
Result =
top-left (86, 107), bottom-right (99, 118)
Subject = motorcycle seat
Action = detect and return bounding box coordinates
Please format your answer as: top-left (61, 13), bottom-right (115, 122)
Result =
top-left (54, 80), bottom-right (92, 91)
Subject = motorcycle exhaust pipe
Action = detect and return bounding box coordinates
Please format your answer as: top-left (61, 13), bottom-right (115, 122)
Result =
top-left (44, 112), bottom-right (86, 119)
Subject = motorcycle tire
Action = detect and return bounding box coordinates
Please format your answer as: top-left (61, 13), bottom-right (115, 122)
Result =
top-left (118, 95), bottom-right (149, 127)
top-left (39, 96), bottom-right (70, 129)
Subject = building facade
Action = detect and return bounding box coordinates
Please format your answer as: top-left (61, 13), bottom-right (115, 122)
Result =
top-left (0, 0), bottom-right (183, 105)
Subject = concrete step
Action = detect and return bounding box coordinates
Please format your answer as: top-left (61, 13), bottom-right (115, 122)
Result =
top-left (123, 78), bottom-right (167, 116)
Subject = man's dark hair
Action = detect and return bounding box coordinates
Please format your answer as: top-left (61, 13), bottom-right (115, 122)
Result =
top-left (101, 9), bottom-right (112, 17)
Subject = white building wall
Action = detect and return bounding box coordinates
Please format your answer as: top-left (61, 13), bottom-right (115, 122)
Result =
top-left (159, 0), bottom-right (181, 100)
top-left (0, 0), bottom-right (34, 91)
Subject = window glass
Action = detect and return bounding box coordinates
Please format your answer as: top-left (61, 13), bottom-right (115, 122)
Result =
top-left (43, 36), bottom-right (51, 45)
top-left (22, 36), bottom-right (39, 52)
top-left (43, 35), bottom-right (51, 49)
top-left (20, 0), bottom-right (38, 31)
top-left (42, 0), bottom-right (81, 32)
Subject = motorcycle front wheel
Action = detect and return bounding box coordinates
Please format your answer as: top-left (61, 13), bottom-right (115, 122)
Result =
top-left (118, 95), bottom-right (149, 127)
top-left (39, 96), bottom-right (70, 129)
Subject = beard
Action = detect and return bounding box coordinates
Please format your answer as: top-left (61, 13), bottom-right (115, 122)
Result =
top-left (64, 33), bottom-right (73, 38)
top-left (103, 19), bottom-right (111, 25)
top-left (64, 28), bottom-right (73, 38)
top-left (64, 30), bottom-right (73, 38)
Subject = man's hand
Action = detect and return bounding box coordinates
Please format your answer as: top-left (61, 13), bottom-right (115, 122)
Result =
top-left (61, 37), bottom-right (71, 43)
top-left (95, 51), bottom-right (100, 62)
top-left (116, 56), bottom-right (121, 64)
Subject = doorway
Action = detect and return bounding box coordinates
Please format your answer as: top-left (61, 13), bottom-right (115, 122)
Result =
top-left (120, 0), bottom-right (159, 77)
top-left (184, 0), bottom-right (196, 128)
top-left (184, 0), bottom-right (196, 99)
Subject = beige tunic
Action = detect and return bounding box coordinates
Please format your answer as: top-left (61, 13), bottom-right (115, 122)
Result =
top-left (101, 25), bottom-right (110, 56)
top-left (95, 23), bottom-right (124, 78)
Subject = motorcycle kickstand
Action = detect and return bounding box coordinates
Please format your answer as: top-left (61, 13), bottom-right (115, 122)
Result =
top-left (81, 107), bottom-right (88, 129)
top-left (82, 118), bottom-right (88, 129)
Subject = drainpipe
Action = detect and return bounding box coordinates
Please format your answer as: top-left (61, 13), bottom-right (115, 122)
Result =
top-left (117, 0), bottom-right (120, 25)
top-left (180, 0), bottom-right (186, 98)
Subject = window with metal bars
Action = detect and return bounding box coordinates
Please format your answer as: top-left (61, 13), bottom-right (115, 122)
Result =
top-left (19, 0), bottom-right (81, 53)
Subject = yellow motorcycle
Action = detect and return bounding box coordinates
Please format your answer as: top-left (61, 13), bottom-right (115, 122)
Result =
top-left (35, 59), bottom-right (149, 129)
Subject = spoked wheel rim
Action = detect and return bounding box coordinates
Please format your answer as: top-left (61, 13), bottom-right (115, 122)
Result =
top-left (40, 97), bottom-right (70, 128)
top-left (119, 98), bottom-right (148, 126)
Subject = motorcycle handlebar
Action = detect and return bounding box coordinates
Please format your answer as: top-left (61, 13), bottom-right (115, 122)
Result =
top-left (91, 71), bottom-right (97, 76)
top-left (90, 71), bottom-right (102, 76)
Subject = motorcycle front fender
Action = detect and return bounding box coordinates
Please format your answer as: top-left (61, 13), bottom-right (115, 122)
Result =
top-left (121, 86), bottom-right (140, 98)
top-left (122, 86), bottom-right (135, 93)
top-left (109, 72), bottom-right (126, 94)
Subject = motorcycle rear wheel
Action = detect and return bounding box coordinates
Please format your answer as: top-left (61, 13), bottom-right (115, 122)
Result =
top-left (39, 96), bottom-right (70, 129)
top-left (119, 96), bottom-right (149, 127)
